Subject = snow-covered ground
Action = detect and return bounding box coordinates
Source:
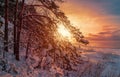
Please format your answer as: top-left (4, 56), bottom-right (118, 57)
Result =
top-left (80, 48), bottom-right (120, 77)
top-left (0, 47), bottom-right (120, 77)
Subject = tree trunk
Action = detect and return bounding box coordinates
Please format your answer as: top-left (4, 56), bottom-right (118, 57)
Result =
top-left (14, 0), bottom-right (18, 55)
top-left (25, 33), bottom-right (31, 59)
top-left (15, 0), bottom-right (25, 60)
top-left (4, 0), bottom-right (9, 52)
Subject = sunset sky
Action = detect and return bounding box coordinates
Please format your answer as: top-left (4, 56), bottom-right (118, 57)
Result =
top-left (60, 0), bottom-right (120, 48)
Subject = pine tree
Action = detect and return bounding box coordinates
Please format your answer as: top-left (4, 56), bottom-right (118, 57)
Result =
top-left (19, 0), bottom-right (89, 70)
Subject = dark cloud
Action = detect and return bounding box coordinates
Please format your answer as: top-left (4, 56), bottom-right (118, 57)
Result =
top-left (88, 29), bottom-right (120, 41)
top-left (87, 25), bottom-right (120, 41)
top-left (98, 31), bottom-right (111, 35)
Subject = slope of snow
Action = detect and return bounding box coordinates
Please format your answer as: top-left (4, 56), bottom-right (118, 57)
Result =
top-left (0, 47), bottom-right (120, 77)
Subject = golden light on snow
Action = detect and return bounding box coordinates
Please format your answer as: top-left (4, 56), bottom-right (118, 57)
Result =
top-left (57, 24), bottom-right (72, 39)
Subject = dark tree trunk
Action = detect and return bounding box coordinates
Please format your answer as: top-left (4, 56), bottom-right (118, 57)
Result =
top-left (14, 0), bottom-right (18, 55)
top-left (15, 0), bottom-right (25, 60)
top-left (4, 0), bottom-right (9, 52)
top-left (25, 33), bottom-right (31, 59)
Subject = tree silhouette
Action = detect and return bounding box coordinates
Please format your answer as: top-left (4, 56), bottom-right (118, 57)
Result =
top-left (0, 0), bottom-right (89, 70)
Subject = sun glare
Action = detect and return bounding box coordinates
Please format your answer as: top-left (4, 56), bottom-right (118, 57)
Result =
top-left (56, 24), bottom-right (77, 43)
top-left (57, 24), bottom-right (72, 39)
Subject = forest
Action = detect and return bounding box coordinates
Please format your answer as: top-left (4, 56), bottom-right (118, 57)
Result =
top-left (1, 0), bottom-right (120, 77)
top-left (0, 0), bottom-right (89, 76)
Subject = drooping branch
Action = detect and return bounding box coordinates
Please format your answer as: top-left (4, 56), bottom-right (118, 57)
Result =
top-left (22, 14), bottom-right (52, 22)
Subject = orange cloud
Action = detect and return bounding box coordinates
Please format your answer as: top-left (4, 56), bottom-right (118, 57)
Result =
top-left (87, 25), bottom-right (120, 41)
top-left (60, 1), bottom-right (120, 36)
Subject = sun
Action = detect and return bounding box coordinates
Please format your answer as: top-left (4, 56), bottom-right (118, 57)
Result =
top-left (56, 24), bottom-right (76, 43)
top-left (57, 24), bottom-right (72, 38)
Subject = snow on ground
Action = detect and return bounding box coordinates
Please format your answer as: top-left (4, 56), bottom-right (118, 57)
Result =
top-left (0, 47), bottom-right (120, 77)
top-left (81, 47), bottom-right (120, 77)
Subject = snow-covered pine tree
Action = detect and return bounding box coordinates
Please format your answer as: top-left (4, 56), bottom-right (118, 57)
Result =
top-left (0, 0), bottom-right (89, 71)
top-left (20, 0), bottom-right (89, 71)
